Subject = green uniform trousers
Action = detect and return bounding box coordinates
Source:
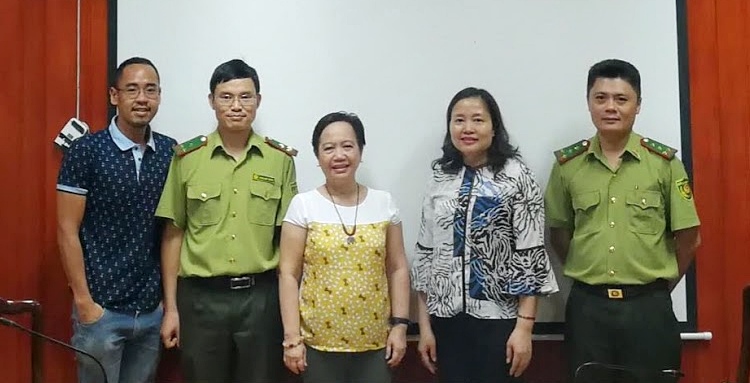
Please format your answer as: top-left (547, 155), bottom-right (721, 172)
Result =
top-left (176, 271), bottom-right (284, 383)
top-left (565, 280), bottom-right (681, 383)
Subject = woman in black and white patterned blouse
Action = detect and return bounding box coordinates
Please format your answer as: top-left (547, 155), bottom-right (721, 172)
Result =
top-left (411, 87), bottom-right (558, 383)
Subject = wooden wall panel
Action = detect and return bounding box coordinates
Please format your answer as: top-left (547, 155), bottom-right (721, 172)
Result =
top-left (684, 0), bottom-right (727, 381)
top-left (0, 0), bottom-right (29, 379)
top-left (0, 1), bottom-right (108, 382)
top-left (684, 0), bottom-right (750, 382)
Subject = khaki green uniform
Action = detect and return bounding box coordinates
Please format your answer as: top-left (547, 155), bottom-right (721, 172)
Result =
top-left (544, 132), bottom-right (700, 382)
top-left (156, 130), bottom-right (297, 383)
top-left (545, 132), bottom-right (699, 283)
top-left (156, 131), bottom-right (297, 276)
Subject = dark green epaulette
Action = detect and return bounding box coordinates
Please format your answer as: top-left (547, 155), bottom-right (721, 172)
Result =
top-left (172, 135), bottom-right (207, 157)
top-left (554, 139), bottom-right (590, 164)
top-left (264, 137), bottom-right (298, 157)
top-left (640, 137), bottom-right (677, 160)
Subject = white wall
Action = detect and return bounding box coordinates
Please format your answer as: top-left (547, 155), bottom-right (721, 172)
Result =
top-left (119, 0), bottom-right (687, 325)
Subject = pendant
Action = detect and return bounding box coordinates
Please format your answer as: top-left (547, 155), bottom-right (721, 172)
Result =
top-left (346, 236), bottom-right (355, 245)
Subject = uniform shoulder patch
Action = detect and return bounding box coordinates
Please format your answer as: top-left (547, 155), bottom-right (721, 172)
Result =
top-left (172, 135), bottom-right (207, 157)
top-left (640, 137), bottom-right (677, 160)
top-left (264, 137), bottom-right (298, 157)
top-left (675, 178), bottom-right (693, 200)
top-left (554, 139), bottom-right (590, 164)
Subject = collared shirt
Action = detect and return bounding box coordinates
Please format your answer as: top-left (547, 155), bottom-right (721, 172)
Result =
top-left (56, 124), bottom-right (176, 313)
top-left (544, 132), bottom-right (701, 285)
top-left (57, 117), bottom-right (157, 195)
top-left (411, 157), bottom-right (559, 319)
top-left (155, 131), bottom-right (298, 277)
top-left (108, 117), bottom-right (156, 181)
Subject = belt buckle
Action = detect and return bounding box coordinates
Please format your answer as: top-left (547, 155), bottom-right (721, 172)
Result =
top-left (607, 288), bottom-right (624, 299)
top-left (229, 276), bottom-right (254, 290)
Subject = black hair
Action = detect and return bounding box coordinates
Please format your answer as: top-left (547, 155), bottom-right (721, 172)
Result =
top-left (311, 112), bottom-right (366, 157)
top-left (587, 59), bottom-right (642, 102)
top-left (209, 59), bottom-right (260, 94)
top-left (433, 87), bottom-right (518, 174)
top-left (112, 57), bottom-right (160, 87)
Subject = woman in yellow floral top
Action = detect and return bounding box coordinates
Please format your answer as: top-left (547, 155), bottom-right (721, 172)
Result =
top-left (279, 112), bottom-right (411, 383)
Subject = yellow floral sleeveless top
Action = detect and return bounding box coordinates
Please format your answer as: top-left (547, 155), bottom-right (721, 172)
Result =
top-left (283, 188), bottom-right (400, 352)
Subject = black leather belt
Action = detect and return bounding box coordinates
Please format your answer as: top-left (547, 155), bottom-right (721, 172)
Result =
top-left (573, 279), bottom-right (669, 299)
top-left (182, 269), bottom-right (277, 290)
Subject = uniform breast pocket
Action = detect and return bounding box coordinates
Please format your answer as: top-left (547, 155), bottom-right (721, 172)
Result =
top-left (626, 190), bottom-right (665, 235)
top-left (572, 191), bottom-right (601, 234)
top-left (186, 184), bottom-right (222, 226)
top-left (248, 180), bottom-right (281, 226)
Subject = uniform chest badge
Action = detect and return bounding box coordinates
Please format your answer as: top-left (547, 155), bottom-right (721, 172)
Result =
top-left (252, 173), bottom-right (275, 185)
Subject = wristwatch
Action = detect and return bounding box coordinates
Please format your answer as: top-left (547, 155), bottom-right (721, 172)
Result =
top-left (389, 316), bottom-right (411, 327)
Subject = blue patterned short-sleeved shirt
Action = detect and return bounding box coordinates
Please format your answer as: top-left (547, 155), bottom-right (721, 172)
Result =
top-left (411, 157), bottom-right (559, 319)
top-left (57, 121), bottom-right (176, 313)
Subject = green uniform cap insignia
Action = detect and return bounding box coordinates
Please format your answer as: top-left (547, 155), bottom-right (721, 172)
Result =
top-left (640, 137), bottom-right (677, 160)
top-left (264, 137), bottom-right (298, 157)
top-left (554, 139), bottom-right (590, 164)
top-left (173, 135), bottom-right (207, 157)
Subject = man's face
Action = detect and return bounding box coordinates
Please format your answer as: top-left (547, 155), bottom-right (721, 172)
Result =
top-left (209, 78), bottom-right (261, 132)
top-left (587, 77), bottom-right (640, 136)
top-left (109, 64), bottom-right (160, 129)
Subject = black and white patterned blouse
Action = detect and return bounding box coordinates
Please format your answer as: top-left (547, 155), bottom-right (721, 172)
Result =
top-left (411, 157), bottom-right (558, 319)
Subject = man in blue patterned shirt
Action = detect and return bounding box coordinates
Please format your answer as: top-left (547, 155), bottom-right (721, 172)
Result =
top-left (56, 57), bottom-right (177, 383)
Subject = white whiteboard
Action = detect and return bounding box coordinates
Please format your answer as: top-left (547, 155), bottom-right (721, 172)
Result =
top-left (118, 0), bottom-right (688, 325)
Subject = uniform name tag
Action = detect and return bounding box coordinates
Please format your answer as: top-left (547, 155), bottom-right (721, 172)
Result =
top-left (252, 173), bottom-right (275, 185)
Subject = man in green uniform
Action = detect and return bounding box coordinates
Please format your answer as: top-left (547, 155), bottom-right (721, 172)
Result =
top-left (156, 59), bottom-right (298, 383)
top-left (544, 59), bottom-right (701, 382)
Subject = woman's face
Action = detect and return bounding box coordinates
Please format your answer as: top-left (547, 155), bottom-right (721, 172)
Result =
top-left (449, 97), bottom-right (494, 167)
top-left (316, 121), bottom-right (362, 181)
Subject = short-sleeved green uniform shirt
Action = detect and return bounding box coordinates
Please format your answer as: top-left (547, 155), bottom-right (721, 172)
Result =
top-left (544, 132), bottom-right (700, 285)
top-left (156, 131), bottom-right (298, 277)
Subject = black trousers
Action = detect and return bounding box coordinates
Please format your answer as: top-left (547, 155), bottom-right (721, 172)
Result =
top-left (565, 281), bottom-right (681, 383)
top-left (176, 273), bottom-right (284, 383)
top-left (431, 313), bottom-right (521, 383)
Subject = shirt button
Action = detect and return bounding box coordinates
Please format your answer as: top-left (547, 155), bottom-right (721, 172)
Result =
top-left (641, 198), bottom-right (647, 205)
top-left (231, 211), bottom-right (237, 217)
top-left (609, 222), bottom-right (615, 228)
top-left (608, 246), bottom-right (615, 253)
top-left (608, 270), bottom-right (616, 277)
top-left (229, 258), bottom-right (236, 263)
top-left (635, 185), bottom-right (639, 190)
top-left (230, 234), bottom-right (236, 240)
top-left (233, 188), bottom-right (238, 194)
top-left (610, 197), bottom-right (616, 204)
top-left (200, 192), bottom-right (207, 199)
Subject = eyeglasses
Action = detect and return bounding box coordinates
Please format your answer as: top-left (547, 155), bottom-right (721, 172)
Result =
top-left (214, 93), bottom-right (257, 107)
top-left (116, 86), bottom-right (160, 99)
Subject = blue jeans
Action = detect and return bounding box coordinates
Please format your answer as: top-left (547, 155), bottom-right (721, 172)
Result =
top-left (71, 305), bottom-right (163, 383)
